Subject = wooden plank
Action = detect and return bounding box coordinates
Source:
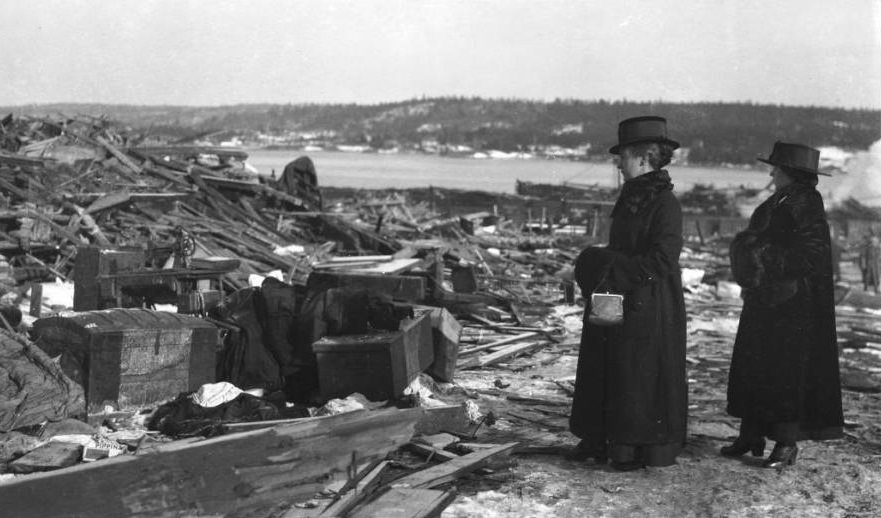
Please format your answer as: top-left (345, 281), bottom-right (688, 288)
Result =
top-left (458, 332), bottom-right (539, 357)
top-left (0, 408), bottom-right (422, 518)
top-left (0, 152), bottom-right (51, 167)
top-left (316, 461), bottom-right (390, 518)
top-left (263, 210), bottom-right (359, 217)
top-left (329, 255), bottom-right (394, 263)
top-left (406, 441), bottom-right (494, 477)
top-left (348, 258), bottom-right (422, 275)
top-left (348, 488), bottom-right (455, 518)
top-left (504, 392), bottom-right (571, 406)
top-left (85, 191), bottom-right (131, 213)
top-left (391, 442), bottom-right (518, 489)
top-left (224, 405), bottom-right (469, 437)
top-left (458, 341), bottom-right (547, 369)
top-left (312, 260), bottom-right (385, 270)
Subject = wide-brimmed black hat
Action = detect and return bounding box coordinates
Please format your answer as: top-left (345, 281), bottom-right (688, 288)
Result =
top-left (757, 141), bottom-right (828, 176)
top-left (609, 116), bottom-right (680, 155)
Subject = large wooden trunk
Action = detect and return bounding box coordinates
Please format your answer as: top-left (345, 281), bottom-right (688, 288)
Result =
top-left (31, 308), bottom-right (219, 413)
top-left (312, 312), bottom-right (431, 401)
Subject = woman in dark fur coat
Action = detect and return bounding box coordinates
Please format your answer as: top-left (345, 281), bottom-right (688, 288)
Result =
top-left (568, 116), bottom-right (687, 470)
top-left (724, 141), bottom-right (843, 468)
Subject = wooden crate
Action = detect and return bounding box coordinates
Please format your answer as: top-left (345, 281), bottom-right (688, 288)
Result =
top-left (32, 308), bottom-right (219, 413)
top-left (420, 307), bottom-right (462, 382)
top-left (312, 314), bottom-right (430, 401)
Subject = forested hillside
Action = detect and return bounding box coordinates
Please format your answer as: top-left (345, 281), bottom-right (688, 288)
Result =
top-left (3, 98), bottom-right (878, 165)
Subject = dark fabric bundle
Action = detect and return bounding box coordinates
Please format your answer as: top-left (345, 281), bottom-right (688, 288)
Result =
top-left (147, 392), bottom-right (279, 438)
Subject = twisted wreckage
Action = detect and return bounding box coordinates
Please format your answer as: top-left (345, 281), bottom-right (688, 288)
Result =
top-left (0, 114), bottom-right (566, 517)
top-left (0, 114), bottom-right (880, 517)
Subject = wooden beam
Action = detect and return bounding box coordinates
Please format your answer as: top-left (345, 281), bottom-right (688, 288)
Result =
top-left (390, 442), bottom-right (518, 489)
top-left (95, 136), bottom-right (144, 174)
top-left (0, 408), bottom-right (422, 518)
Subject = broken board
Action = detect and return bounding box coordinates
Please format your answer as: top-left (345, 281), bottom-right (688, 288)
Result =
top-left (0, 408), bottom-right (422, 518)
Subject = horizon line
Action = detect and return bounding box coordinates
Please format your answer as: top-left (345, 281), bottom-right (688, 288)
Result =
top-left (1, 96), bottom-right (879, 113)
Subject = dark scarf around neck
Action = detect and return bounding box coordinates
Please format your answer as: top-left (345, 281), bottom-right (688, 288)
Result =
top-left (612, 169), bottom-right (674, 216)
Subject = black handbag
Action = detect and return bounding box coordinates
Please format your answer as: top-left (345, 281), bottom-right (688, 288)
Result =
top-left (587, 263), bottom-right (624, 326)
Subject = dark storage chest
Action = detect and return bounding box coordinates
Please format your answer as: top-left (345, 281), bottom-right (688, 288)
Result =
top-left (312, 312), bottom-right (431, 401)
top-left (32, 308), bottom-right (219, 413)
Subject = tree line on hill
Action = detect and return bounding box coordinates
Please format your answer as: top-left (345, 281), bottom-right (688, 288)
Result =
top-left (3, 97), bottom-right (879, 165)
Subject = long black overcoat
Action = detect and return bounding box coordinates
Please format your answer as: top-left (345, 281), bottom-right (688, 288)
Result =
top-left (569, 170), bottom-right (688, 446)
top-left (727, 182), bottom-right (843, 438)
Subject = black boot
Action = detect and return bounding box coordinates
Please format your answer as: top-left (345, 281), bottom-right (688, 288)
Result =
top-left (564, 440), bottom-right (607, 463)
top-left (720, 437), bottom-right (766, 457)
top-left (763, 443), bottom-right (798, 469)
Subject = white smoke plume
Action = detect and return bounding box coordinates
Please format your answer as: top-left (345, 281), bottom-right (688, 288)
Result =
top-left (829, 139), bottom-right (881, 207)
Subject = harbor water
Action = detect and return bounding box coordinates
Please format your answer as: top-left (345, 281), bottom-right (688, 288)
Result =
top-left (245, 149), bottom-right (813, 194)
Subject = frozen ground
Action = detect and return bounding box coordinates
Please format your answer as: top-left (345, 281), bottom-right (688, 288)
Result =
top-left (438, 286), bottom-right (881, 517)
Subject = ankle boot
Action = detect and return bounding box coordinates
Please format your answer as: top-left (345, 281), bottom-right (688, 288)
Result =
top-left (720, 437), bottom-right (766, 457)
top-left (763, 443), bottom-right (798, 469)
top-left (564, 440), bottom-right (608, 463)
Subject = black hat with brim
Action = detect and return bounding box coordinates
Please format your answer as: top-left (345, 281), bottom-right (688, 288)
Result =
top-left (609, 116), bottom-right (680, 155)
top-left (757, 141), bottom-right (828, 176)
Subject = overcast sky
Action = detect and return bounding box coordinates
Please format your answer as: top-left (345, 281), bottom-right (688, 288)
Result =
top-left (2, 0), bottom-right (880, 109)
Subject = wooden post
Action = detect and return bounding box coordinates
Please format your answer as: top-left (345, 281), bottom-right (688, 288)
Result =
top-left (29, 283), bottom-right (43, 318)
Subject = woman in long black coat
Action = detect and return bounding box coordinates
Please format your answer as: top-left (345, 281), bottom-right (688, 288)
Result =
top-left (724, 141), bottom-right (843, 468)
top-left (569, 116), bottom-right (688, 470)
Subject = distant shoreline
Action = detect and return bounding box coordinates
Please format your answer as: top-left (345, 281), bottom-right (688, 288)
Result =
top-left (248, 145), bottom-right (764, 173)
